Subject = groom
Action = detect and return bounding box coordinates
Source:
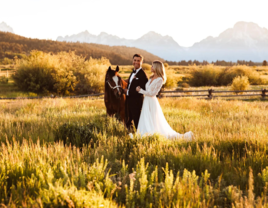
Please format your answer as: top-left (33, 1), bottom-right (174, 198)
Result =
top-left (124, 54), bottom-right (148, 130)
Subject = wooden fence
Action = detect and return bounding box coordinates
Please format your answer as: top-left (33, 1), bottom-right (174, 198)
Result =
top-left (160, 89), bottom-right (267, 100)
top-left (0, 89), bottom-right (267, 100)
top-left (0, 70), bottom-right (15, 77)
top-left (0, 93), bottom-right (104, 100)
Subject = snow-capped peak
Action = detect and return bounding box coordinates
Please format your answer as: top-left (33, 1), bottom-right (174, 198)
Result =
top-left (0, 22), bottom-right (14, 33)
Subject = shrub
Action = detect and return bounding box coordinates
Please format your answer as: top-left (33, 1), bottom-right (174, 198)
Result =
top-left (164, 69), bottom-right (180, 89)
top-left (189, 64), bottom-right (223, 86)
top-left (220, 185), bottom-right (243, 206)
top-left (164, 62), bottom-right (169, 68)
top-left (220, 65), bottom-right (262, 85)
top-left (27, 92), bottom-right (38, 97)
top-left (74, 57), bottom-right (110, 94)
top-left (189, 65), bottom-right (262, 86)
top-left (12, 51), bottom-right (110, 95)
top-left (0, 76), bottom-right (8, 84)
top-left (142, 63), bottom-right (151, 71)
top-left (180, 82), bottom-right (190, 88)
top-left (54, 122), bottom-right (100, 148)
top-left (231, 76), bottom-right (250, 92)
top-left (1, 57), bottom-right (13, 65)
top-left (12, 51), bottom-right (77, 95)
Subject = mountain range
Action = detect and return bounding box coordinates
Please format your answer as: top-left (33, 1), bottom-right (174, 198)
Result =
top-left (57, 31), bottom-right (183, 61)
top-left (57, 22), bottom-right (268, 62)
top-left (1, 21), bottom-right (268, 62)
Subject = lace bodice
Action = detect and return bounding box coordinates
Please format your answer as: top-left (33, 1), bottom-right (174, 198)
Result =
top-left (139, 77), bottom-right (163, 97)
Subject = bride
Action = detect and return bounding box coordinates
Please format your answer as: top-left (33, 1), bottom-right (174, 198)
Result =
top-left (135, 60), bottom-right (193, 141)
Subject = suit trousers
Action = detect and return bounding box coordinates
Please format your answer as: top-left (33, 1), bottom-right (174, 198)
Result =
top-left (126, 96), bottom-right (143, 130)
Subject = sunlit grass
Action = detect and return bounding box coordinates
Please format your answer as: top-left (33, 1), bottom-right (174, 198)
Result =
top-left (1, 97), bottom-right (268, 206)
top-left (1, 63), bottom-right (268, 206)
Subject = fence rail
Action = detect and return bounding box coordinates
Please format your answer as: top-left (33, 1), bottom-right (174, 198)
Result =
top-left (0, 89), bottom-right (267, 100)
top-left (161, 88), bottom-right (267, 100)
top-left (0, 93), bottom-right (105, 100)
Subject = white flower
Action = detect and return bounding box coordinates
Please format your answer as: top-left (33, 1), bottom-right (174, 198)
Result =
top-left (129, 172), bottom-right (136, 181)
top-left (129, 133), bottom-right (133, 139)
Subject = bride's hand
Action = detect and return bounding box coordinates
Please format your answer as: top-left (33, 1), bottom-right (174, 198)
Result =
top-left (136, 86), bottom-right (141, 92)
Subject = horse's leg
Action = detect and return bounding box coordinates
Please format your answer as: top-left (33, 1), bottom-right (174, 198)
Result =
top-left (119, 107), bottom-right (125, 124)
top-left (107, 108), bottom-right (115, 117)
top-left (119, 96), bottom-right (126, 126)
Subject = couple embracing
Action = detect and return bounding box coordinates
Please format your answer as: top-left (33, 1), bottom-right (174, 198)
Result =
top-left (124, 54), bottom-right (193, 141)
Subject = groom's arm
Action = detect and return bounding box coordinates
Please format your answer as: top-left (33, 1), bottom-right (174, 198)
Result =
top-left (128, 72), bottom-right (148, 96)
top-left (139, 71), bottom-right (148, 91)
top-left (128, 84), bottom-right (140, 96)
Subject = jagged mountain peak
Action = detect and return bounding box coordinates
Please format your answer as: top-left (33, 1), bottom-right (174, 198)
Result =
top-left (0, 22), bottom-right (14, 33)
top-left (56, 21), bottom-right (268, 61)
top-left (82, 30), bottom-right (90, 35)
top-left (233, 21), bottom-right (261, 30)
top-left (140, 31), bottom-right (168, 40)
top-left (57, 30), bottom-right (183, 60)
top-left (137, 31), bottom-right (181, 48)
top-left (99, 32), bottom-right (109, 36)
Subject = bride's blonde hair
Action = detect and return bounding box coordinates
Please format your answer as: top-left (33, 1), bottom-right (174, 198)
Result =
top-left (151, 60), bottom-right (167, 84)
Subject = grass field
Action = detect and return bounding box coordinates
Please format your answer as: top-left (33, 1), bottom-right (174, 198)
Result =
top-left (1, 63), bottom-right (268, 206)
top-left (0, 96), bottom-right (268, 207)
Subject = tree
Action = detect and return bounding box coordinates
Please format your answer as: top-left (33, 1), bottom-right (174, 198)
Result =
top-left (263, 60), bottom-right (267, 66)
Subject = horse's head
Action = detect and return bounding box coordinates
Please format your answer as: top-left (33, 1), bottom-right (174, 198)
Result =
top-left (105, 66), bottom-right (124, 99)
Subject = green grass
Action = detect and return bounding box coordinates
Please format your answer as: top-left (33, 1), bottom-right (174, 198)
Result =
top-left (0, 79), bottom-right (38, 98)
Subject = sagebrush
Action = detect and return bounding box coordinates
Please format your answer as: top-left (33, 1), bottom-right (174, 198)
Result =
top-left (12, 51), bottom-right (110, 95)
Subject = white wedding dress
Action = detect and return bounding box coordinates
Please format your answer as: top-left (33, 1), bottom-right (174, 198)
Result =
top-left (136, 77), bottom-right (193, 141)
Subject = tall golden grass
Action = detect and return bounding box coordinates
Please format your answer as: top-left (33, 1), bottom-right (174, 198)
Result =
top-left (0, 97), bottom-right (268, 207)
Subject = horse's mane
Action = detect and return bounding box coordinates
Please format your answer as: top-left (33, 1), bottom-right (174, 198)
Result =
top-left (105, 69), bottom-right (113, 81)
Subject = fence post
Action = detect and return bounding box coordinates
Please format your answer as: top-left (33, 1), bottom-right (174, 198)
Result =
top-left (208, 89), bottom-right (213, 99)
top-left (261, 88), bottom-right (266, 100)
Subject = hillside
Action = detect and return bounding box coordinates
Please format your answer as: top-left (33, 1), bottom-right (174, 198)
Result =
top-left (0, 32), bottom-right (163, 64)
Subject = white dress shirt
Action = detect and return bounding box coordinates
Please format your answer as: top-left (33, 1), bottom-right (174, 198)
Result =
top-left (127, 67), bottom-right (142, 96)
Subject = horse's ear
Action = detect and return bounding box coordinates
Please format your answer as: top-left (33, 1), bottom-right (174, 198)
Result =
top-left (108, 66), bottom-right (112, 71)
top-left (116, 66), bottom-right (119, 72)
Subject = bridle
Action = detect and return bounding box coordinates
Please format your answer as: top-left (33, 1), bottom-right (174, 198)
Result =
top-left (106, 80), bottom-right (122, 91)
top-left (106, 75), bottom-right (123, 94)
top-left (105, 73), bottom-right (124, 116)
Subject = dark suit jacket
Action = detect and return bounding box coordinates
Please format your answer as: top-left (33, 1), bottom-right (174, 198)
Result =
top-left (127, 69), bottom-right (148, 98)
top-left (125, 69), bottom-right (148, 123)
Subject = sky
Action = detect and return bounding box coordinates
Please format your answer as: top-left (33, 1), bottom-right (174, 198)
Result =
top-left (0, 0), bottom-right (268, 47)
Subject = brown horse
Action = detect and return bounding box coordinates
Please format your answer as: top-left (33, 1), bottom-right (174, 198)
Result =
top-left (104, 66), bottom-right (128, 123)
